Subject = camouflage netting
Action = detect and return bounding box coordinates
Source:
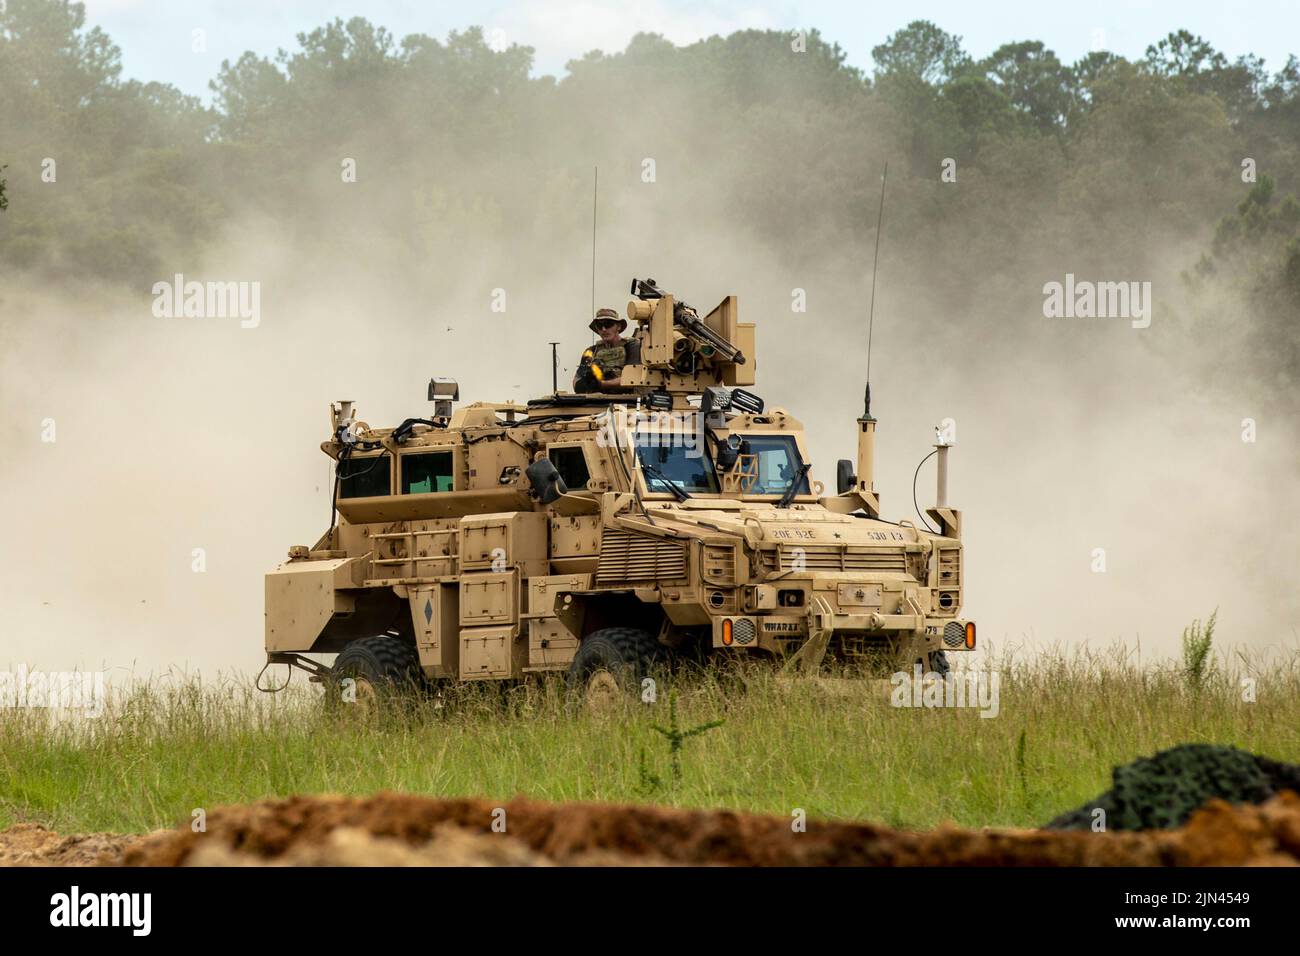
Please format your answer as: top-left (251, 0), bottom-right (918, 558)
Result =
top-left (1046, 744), bottom-right (1300, 831)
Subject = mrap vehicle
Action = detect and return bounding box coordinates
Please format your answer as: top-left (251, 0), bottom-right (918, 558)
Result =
top-left (261, 278), bottom-right (974, 703)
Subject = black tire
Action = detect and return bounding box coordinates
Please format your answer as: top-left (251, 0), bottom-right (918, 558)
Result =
top-left (329, 635), bottom-right (423, 708)
top-left (566, 627), bottom-right (664, 698)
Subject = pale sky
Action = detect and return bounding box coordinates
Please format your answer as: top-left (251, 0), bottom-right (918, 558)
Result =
top-left (82, 0), bottom-right (1300, 102)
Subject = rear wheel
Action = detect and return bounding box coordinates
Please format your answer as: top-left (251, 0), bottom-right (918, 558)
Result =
top-left (329, 635), bottom-right (423, 715)
top-left (567, 627), bottom-right (664, 709)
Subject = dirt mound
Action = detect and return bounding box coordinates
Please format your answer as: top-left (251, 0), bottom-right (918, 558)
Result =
top-left (5, 789), bottom-right (1296, 867)
top-left (185, 823), bottom-right (556, 867)
top-left (0, 823), bottom-right (144, 867)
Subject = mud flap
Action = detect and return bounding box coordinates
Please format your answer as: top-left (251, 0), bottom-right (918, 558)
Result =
top-left (780, 596), bottom-right (835, 676)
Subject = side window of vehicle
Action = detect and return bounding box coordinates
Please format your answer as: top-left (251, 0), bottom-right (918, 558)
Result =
top-left (548, 446), bottom-right (591, 492)
top-left (401, 451), bottom-right (455, 494)
top-left (338, 454), bottom-right (391, 498)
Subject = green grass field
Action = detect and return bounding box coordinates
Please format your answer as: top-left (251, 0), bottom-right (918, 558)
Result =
top-left (2, 641), bottom-right (1297, 835)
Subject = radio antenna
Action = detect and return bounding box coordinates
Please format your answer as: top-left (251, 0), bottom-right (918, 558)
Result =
top-left (590, 166), bottom-right (598, 334)
top-left (865, 162), bottom-right (887, 415)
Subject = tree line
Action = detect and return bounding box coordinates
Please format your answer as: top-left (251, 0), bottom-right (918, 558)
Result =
top-left (0, 1), bottom-right (1296, 378)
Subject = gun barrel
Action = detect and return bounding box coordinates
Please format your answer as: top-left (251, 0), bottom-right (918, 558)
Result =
top-left (679, 312), bottom-right (745, 364)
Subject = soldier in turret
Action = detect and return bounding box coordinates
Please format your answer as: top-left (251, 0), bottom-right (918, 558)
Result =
top-left (573, 308), bottom-right (631, 393)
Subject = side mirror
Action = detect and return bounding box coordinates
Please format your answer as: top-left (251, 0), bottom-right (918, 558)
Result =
top-left (526, 459), bottom-right (568, 504)
top-left (836, 459), bottom-right (856, 495)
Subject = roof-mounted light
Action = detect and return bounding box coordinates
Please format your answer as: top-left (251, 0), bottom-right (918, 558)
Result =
top-left (427, 377), bottom-right (460, 418)
top-left (729, 388), bottom-right (764, 415)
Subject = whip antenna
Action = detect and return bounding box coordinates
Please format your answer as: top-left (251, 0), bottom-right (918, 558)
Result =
top-left (590, 166), bottom-right (598, 332)
top-left (865, 162), bottom-right (887, 413)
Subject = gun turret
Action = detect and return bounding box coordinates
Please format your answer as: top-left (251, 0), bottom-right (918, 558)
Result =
top-left (630, 278), bottom-right (746, 366)
top-left (621, 278), bottom-right (754, 398)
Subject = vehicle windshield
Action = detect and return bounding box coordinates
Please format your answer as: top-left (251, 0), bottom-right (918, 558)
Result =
top-left (739, 435), bottom-right (810, 496)
top-left (635, 431), bottom-right (719, 494)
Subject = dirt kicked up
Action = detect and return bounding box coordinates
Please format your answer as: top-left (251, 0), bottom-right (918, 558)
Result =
top-left (2, 790), bottom-right (1299, 867)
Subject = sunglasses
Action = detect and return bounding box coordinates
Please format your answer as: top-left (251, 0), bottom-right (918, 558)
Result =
top-left (594, 319), bottom-right (618, 329)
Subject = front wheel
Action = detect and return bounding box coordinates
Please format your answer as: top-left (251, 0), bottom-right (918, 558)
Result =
top-left (328, 634), bottom-right (423, 715)
top-left (566, 627), bottom-right (664, 709)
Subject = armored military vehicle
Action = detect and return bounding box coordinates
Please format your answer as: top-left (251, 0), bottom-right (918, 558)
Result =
top-left (261, 278), bottom-right (975, 703)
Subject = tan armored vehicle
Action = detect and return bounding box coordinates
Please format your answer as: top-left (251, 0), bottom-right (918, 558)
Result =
top-left (262, 278), bottom-right (975, 701)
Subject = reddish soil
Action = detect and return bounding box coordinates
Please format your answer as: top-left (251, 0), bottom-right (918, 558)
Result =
top-left (4, 791), bottom-right (1298, 866)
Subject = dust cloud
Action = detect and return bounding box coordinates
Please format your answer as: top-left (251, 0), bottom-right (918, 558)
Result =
top-left (1, 36), bottom-right (1296, 679)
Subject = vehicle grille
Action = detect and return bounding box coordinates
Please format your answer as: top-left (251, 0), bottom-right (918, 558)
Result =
top-left (702, 544), bottom-right (739, 585)
top-left (759, 545), bottom-right (907, 574)
top-left (935, 546), bottom-right (962, 616)
top-left (733, 618), bottom-right (756, 645)
top-left (597, 529), bottom-right (688, 584)
top-left (937, 548), bottom-right (961, 587)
